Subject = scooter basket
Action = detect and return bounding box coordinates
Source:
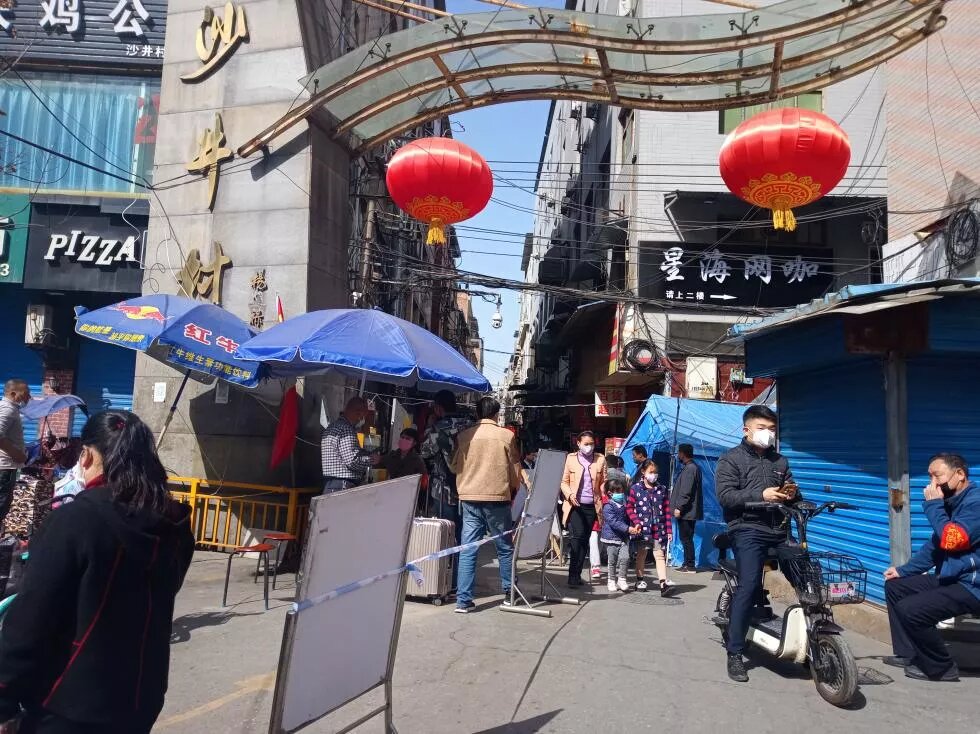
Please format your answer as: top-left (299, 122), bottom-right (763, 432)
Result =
top-left (785, 552), bottom-right (867, 606)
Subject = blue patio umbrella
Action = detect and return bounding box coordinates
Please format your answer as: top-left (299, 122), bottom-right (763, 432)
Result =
top-left (20, 394), bottom-right (87, 422)
top-left (75, 295), bottom-right (263, 445)
top-left (234, 309), bottom-right (491, 393)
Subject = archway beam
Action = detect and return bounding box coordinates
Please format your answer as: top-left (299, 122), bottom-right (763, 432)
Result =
top-left (237, 0), bottom-right (944, 158)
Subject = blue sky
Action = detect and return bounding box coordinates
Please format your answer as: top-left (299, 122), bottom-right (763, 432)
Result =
top-left (445, 0), bottom-right (567, 386)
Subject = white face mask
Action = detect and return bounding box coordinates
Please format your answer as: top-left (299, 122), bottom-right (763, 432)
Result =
top-left (579, 445), bottom-right (594, 456)
top-left (645, 473), bottom-right (658, 484)
top-left (750, 428), bottom-right (776, 449)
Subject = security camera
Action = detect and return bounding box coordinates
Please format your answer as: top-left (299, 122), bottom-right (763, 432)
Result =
top-left (490, 311), bottom-right (503, 329)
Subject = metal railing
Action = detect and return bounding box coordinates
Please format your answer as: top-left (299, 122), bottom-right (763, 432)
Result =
top-left (168, 477), bottom-right (319, 551)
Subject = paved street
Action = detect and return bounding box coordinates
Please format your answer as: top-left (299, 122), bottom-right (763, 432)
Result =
top-left (161, 549), bottom-right (980, 734)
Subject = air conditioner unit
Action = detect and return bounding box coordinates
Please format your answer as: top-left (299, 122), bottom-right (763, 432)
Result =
top-left (26, 304), bottom-right (54, 345)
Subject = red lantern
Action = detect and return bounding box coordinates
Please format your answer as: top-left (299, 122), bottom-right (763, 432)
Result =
top-left (385, 137), bottom-right (493, 245)
top-left (719, 107), bottom-right (850, 231)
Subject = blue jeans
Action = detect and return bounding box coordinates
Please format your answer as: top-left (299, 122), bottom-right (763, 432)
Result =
top-left (456, 501), bottom-right (514, 606)
top-left (437, 500), bottom-right (462, 592)
top-left (726, 525), bottom-right (786, 654)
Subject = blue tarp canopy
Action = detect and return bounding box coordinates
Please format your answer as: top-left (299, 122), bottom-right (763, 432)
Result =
top-left (620, 395), bottom-right (751, 568)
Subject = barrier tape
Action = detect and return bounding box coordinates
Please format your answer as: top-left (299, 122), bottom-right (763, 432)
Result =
top-left (292, 513), bottom-right (551, 613)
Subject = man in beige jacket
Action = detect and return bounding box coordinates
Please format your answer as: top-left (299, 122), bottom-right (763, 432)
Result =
top-left (449, 395), bottom-right (521, 613)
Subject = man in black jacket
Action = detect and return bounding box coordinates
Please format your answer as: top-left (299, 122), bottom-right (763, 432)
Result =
top-left (671, 443), bottom-right (703, 573)
top-left (716, 405), bottom-right (799, 683)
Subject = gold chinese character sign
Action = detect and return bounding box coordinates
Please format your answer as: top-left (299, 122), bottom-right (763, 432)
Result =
top-left (187, 113), bottom-right (233, 211)
top-left (180, 1), bottom-right (249, 83)
top-left (178, 241), bottom-right (232, 305)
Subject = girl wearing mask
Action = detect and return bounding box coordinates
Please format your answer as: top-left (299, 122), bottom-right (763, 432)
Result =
top-left (627, 459), bottom-right (676, 597)
top-left (560, 431), bottom-right (607, 588)
top-left (0, 410), bottom-right (195, 734)
top-left (380, 428), bottom-right (428, 480)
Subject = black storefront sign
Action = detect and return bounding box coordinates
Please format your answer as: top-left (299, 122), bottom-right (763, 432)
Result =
top-left (0, 0), bottom-right (167, 69)
top-left (24, 203), bottom-right (144, 293)
top-left (637, 241), bottom-right (834, 309)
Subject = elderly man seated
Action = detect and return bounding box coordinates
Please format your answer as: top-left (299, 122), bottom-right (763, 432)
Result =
top-left (883, 453), bottom-right (980, 682)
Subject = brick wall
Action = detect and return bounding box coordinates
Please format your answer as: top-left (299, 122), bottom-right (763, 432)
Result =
top-left (41, 366), bottom-right (74, 439)
top-left (886, 4), bottom-right (980, 238)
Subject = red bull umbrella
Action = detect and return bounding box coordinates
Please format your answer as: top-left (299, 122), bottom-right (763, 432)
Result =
top-left (74, 295), bottom-right (262, 388)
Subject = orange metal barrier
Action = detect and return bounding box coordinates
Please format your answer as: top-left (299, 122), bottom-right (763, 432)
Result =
top-left (168, 477), bottom-right (318, 551)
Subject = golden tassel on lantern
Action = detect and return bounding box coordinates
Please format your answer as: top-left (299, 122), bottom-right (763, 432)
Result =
top-left (426, 217), bottom-right (447, 245)
top-left (771, 208), bottom-right (797, 232)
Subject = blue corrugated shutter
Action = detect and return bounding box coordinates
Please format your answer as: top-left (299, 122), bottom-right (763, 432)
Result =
top-left (907, 355), bottom-right (980, 554)
top-left (72, 338), bottom-right (136, 435)
top-left (779, 359), bottom-right (890, 603)
top-left (0, 290), bottom-right (45, 445)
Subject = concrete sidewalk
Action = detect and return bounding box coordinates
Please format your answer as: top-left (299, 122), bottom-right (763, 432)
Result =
top-left (159, 549), bottom-right (980, 733)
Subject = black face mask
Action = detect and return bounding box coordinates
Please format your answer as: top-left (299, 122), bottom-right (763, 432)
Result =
top-left (939, 482), bottom-right (956, 499)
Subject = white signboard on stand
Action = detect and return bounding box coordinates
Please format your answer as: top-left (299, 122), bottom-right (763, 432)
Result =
top-left (270, 476), bottom-right (418, 734)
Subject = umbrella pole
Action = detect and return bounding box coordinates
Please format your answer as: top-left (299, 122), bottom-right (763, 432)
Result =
top-left (156, 371), bottom-right (191, 450)
top-left (358, 372), bottom-right (366, 396)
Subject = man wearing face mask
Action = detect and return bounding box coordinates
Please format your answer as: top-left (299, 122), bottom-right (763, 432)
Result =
top-left (716, 405), bottom-right (799, 683)
top-left (321, 396), bottom-right (380, 492)
top-left (0, 380), bottom-right (30, 529)
top-left (882, 453), bottom-right (980, 682)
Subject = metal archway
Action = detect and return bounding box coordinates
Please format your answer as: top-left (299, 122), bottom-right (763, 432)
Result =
top-left (238, 0), bottom-right (946, 157)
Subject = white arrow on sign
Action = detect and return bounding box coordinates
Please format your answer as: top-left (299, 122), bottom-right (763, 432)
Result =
top-left (709, 294), bottom-right (737, 300)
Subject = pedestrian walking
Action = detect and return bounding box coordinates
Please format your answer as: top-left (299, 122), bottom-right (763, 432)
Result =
top-left (0, 380), bottom-right (30, 529)
top-left (560, 431), bottom-right (607, 588)
top-left (420, 390), bottom-right (473, 592)
top-left (671, 443), bottom-right (703, 573)
top-left (626, 459), bottom-right (675, 597)
top-left (883, 453), bottom-right (980, 682)
top-left (0, 410), bottom-right (195, 734)
top-left (630, 445), bottom-right (647, 485)
top-left (321, 397), bottom-right (379, 492)
top-left (449, 396), bottom-right (521, 613)
top-left (601, 475), bottom-right (637, 593)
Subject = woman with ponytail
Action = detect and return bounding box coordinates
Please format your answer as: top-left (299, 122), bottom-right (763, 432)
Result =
top-left (0, 411), bottom-right (195, 733)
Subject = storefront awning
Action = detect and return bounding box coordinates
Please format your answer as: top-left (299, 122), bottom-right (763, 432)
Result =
top-left (239, 0), bottom-right (946, 156)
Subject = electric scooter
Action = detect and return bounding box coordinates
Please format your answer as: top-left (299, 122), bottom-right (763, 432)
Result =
top-left (713, 500), bottom-right (866, 707)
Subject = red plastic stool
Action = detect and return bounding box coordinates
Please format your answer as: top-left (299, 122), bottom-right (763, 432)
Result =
top-left (262, 532), bottom-right (298, 590)
top-left (222, 543), bottom-right (274, 610)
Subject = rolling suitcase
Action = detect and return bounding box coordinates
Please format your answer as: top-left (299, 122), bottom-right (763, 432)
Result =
top-left (406, 517), bottom-right (454, 606)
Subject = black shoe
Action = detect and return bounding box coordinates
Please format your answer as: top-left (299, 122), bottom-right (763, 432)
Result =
top-left (882, 655), bottom-right (911, 669)
top-left (905, 664), bottom-right (960, 682)
top-left (727, 653), bottom-right (749, 683)
top-left (660, 581), bottom-right (677, 598)
top-left (567, 576), bottom-right (583, 588)
top-left (677, 565), bottom-right (697, 574)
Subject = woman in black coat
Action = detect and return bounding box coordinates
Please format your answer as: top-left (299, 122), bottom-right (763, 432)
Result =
top-left (0, 410), bottom-right (195, 734)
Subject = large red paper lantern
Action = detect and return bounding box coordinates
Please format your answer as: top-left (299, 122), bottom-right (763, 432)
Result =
top-left (719, 107), bottom-right (851, 231)
top-left (386, 137), bottom-right (493, 245)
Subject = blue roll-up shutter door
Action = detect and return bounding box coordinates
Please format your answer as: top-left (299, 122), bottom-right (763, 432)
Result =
top-left (72, 338), bottom-right (136, 435)
top-left (907, 355), bottom-right (980, 557)
top-left (779, 359), bottom-right (891, 604)
top-left (0, 291), bottom-right (45, 445)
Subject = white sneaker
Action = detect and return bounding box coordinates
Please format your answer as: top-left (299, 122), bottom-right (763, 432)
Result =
top-left (617, 577), bottom-right (629, 592)
top-left (636, 579), bottom-right (649, 592)
top-left (607, 580), bottom-right (617, 592)
top-left (591, 566), bottom-right (602, 579)
top-left (663, 579), bottom-right (676, 587)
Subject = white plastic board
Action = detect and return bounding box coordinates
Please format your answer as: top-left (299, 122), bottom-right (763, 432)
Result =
top-left (516, 449), bottom-right (566, 560)
top-left (270, 476), bottom-right (418, 733)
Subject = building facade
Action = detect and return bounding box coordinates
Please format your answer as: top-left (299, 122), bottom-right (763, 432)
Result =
top-left (0, 0), bottom-right (166, 442)
top-left (510, 0), bottom-right (889, 449)
top-left (881, 2), bottom-right (980, 284)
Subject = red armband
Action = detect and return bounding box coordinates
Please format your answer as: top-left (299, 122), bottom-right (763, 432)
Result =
top-left (940, 522), bottom-right (971, 552)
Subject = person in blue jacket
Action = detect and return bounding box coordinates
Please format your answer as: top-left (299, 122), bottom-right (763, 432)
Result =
top-left (883, 453), bottom-right (980, 682)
